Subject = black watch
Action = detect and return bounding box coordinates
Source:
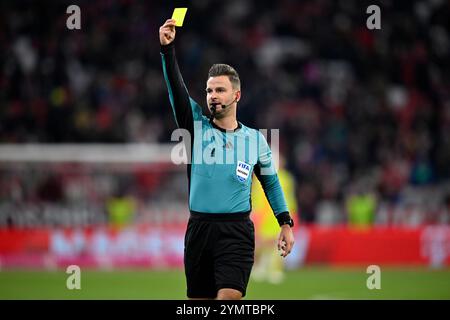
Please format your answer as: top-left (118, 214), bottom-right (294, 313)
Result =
top-left (280, 218), bottom-right (294, 228)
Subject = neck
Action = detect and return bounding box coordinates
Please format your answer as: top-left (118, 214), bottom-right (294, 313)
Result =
top-left (213, 116), bottom-right (239, 131)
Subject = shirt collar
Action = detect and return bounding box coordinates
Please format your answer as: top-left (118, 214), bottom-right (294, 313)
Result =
top-left (209, 118), bottom-right (242, 133)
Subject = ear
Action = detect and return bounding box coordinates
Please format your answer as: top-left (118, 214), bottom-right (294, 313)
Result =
top-left (235, 90), bottom-right (241, 103)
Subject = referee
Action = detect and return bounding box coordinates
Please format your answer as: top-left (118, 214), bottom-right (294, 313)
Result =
top-left (159, 19), bottom-right (295, 300)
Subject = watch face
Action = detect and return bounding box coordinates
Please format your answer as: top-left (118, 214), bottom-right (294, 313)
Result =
top-left (283, 220), bottom-right (293, 227)
top-left (279, 217), bottom-right (294, 227)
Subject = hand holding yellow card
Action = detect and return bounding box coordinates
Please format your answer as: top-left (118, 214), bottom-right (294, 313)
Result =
top-left (172, 8), bottom-right (188, 27)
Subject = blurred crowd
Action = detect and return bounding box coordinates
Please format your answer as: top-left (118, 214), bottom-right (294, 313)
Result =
top-left (1, 0), bottom-right (450, 226)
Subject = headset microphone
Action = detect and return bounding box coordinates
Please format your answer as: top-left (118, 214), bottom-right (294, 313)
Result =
top-left (210, 102), bottom-right (219, 113)
top-left (220, 97), bottom-right (238, 109)
top-left (209, 96), bottom-right (238, 119)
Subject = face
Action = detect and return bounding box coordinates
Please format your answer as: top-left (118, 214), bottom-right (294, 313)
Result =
top-left (206, 75), bottom-right (240, 118)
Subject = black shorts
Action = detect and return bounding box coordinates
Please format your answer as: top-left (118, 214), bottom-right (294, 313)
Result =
top-left (184, 211), bottom-right (255, 298)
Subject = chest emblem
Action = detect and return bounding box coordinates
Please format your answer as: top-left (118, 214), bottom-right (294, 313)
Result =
top-left (236, 161), bottom-right (251, 182)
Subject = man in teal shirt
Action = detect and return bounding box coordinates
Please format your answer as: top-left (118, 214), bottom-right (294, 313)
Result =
top-left (160, 18), bottom-right (295, 300)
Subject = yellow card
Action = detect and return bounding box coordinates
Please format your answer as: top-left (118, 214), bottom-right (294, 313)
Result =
top-left (172, 8), bottom-right (188, 27)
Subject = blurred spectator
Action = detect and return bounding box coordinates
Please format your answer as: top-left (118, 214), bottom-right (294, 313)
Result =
top-left (106, 194), bottom-right (136, 228)
top-left (345, 186), bottom-right (377, 228)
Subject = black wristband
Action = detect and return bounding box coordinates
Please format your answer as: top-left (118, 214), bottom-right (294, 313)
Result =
top-left (276, 212), bottom-right (294, 227)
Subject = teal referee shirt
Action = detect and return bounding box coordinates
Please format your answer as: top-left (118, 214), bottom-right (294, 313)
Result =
top-left (161, 43), bottom-right (291, 224)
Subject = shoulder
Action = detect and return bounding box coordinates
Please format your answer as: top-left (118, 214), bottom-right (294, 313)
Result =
top-left (237, 124), bottom-right (270, 149)
top-left (239, 123), bottom-right (261, 138)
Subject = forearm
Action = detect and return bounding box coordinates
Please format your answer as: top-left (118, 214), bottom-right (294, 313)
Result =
top-left (256, 171), bottom-right (292, 225)
top-left (160, 43), bottom-right (193, 129)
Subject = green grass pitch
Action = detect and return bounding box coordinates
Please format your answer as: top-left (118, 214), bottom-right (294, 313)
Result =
top-left (1, 267), bottom-right (449, 299)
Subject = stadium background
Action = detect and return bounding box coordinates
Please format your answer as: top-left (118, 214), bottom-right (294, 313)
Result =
top-left (1, 0), bottom-right (450, 299)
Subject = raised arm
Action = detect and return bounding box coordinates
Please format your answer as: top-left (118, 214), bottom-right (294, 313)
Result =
top-left (159, 19), bottom-right (195, 131)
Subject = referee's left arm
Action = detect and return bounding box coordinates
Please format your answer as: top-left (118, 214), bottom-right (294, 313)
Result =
top-left (254, 131), bottom-right (295, 257)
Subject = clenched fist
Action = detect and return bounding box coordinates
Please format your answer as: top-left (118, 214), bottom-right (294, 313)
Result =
top-left (159, 19), bottom-right (176, 46)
